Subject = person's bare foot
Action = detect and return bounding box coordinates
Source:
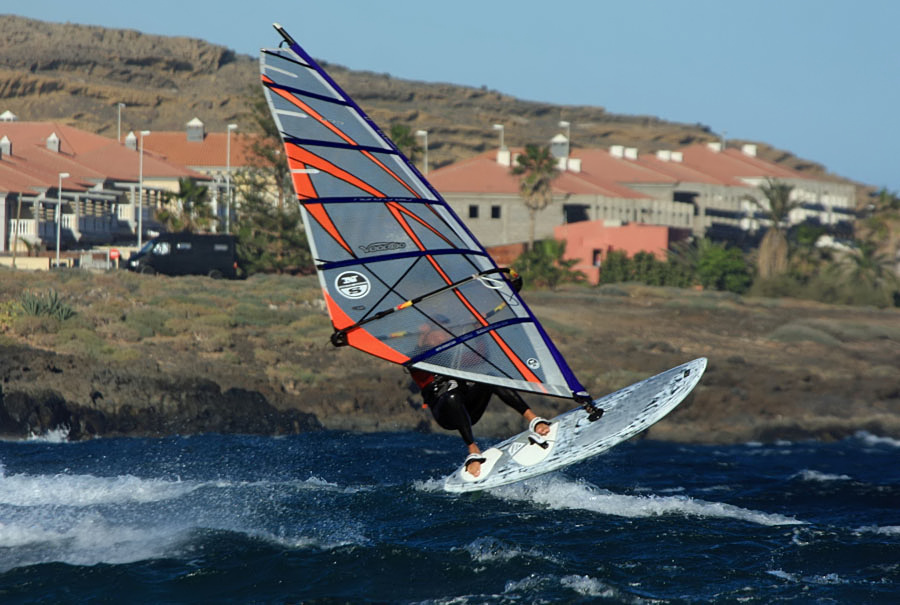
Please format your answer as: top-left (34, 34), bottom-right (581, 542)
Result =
top-left (524, 410), bottom-right (550, 436)
top-left (465, 444), bottom-right (484, 477)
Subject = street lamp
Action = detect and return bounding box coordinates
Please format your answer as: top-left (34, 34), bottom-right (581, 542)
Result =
top-left (117, 103), bottom-right (125, 143)
top-left (138, 130), bottom-right (150, 248)
top-left (559, 120), bottom-right (571, 156)
top-left (55, 172), bottom-right (70, 268)
top-left (226, 123), bottom-right (238, 233)
top-left (492, 123), bottom-right (505, 150)
top-left (415, 129), bottom-right (428, 174)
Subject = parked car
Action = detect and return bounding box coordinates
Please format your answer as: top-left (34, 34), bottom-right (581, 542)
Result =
top-left (126, 233), bottom-right (239, 279)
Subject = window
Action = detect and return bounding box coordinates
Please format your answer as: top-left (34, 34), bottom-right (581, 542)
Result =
top-left (491, 205), bottom-right (501, 219)
top-left (468, 205), bottom-right (479, 219)
top-left (152, 242), bottom-right (171, 256)
top-left (213, 244), bottom-right (229, 252)
top-left (176, 242), bottom-right (192, 250)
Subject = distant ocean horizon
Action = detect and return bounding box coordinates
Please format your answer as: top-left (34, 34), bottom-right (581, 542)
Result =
top-left (1, 429), bottom-right (898, 603)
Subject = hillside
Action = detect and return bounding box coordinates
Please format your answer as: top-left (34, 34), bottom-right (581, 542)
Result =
top-left (0, 15), bottom-right (853, 191)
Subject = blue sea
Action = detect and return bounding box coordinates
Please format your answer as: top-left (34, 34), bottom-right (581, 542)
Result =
top-left (1, 429), bottom-right (898, 604)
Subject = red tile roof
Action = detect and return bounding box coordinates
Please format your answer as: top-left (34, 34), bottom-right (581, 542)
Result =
top-left (678, 144), bottom-right (804, 183)
top-left (572, 148), bottom-right (678, 185)
top-left (427, 150), bottom-right (648, 199)
top-left (721, 147), bottom-right (807, 180)
top-left (0, 121), bottom-right (201, 195)
top-left (140, 131), bottom-right (256, 169)
top-left (632, 153), bottom-right (736, 186)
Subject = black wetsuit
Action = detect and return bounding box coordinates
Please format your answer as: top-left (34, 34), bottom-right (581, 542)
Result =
top-left (418, 374), bottom-right (529, 446)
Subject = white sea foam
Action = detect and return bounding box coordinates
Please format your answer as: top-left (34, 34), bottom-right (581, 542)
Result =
top-left (767, 569), bottom-right (850, 585)
top-left (26, 426), bottom-right (71, 443)
top-left (503, 573), bottom-right (647, 603)
top-left (855, 431), bottom-right (900, 448)
top-left (855, 525), bottom-right (900, 536)
top-left (492, 474), bottom-right (803, 526)
top-left (463, 536), bottom-right (559, 566)
top-left (0, 472), bottom-right (199, 506)
top-left (793, 469), bottom-right (852, 482)
top-left (0, 469), bottom-right (368, 571)
top-left (0, 513), bottom-right (188, 570)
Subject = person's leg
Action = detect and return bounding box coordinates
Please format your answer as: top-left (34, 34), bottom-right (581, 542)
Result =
top-left (429, 386), bottom-right (492, 476)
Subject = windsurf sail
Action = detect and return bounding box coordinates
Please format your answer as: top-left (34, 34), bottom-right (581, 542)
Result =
top-left (259, 23), bottom-right (591, 401)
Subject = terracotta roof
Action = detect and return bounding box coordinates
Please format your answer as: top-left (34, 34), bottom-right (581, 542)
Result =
top-left (632, 153), bottom-right (737, 186)
top-left (721, 147), bottom-right (808, 180)
top-left (678, 144), bottom-right (804, 183)
top-left (427, 153), bottom-right (521, 194)
top-left (427, 150), bottom-right (648, 199)
top-left (140, 131), bottom-right (256, 169)
top-left (0, 121), bottom-right (201, 195)
top-left (573, 149), bottom-right (678, 185)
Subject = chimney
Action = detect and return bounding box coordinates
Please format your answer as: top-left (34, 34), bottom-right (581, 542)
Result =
top-left (550, 133), bottom-right (569, 159)
top-left (610, 145), bottom-right (625, 158)
top-left (496, 148), bottom-right (511, 167)
top-left (670, 151), bottom-right (683, 163)
top-left (186, 117), bottom-right (205, 142)
top-left (706, 141), bottom-right (722, 153)
top-left (566, 157), bottom-right (581, 173)
top-left (741, 144), bottom-right (757, 157)
top-left (0, 135), bottom-right (10, 158)
top-left (624, 147), bottom-right (638, 160)
top-left (46, 132), bottom-right (60, 153)
top-left (124, 131), bottom-right (137, 151)
top-left (656, 150), bottom-right (672, 162)
top-left (0, 110), bottom-right (17, 122)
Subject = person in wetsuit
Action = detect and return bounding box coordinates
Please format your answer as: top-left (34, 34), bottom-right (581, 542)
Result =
top-left (409, 269), bottom-right (550, 478)
top-left (410, 370), bottom-right (551, 477)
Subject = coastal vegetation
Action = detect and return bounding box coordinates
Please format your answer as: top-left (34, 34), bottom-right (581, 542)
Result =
top-left (515, 187), bottom-right (900, 307)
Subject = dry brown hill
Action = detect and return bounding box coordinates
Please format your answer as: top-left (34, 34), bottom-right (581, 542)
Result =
top-left (0, 15), bottom-right (854, 191)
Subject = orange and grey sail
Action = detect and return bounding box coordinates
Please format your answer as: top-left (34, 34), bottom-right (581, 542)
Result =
top-left (260, 23), bottom-right (590, 401)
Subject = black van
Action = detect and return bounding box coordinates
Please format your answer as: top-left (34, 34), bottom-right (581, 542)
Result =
top-left (126, 233), bottom-right (239, 279)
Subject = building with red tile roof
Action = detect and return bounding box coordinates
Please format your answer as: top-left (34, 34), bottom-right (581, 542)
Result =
top-left (0, 115), bottom-right (205, 254)
top-left (427, 149), bottom-right (693, 247)
top-left (678, 142), bottom-right (856, 235)
top-left (138, 117), bottom-right (271, 229)
top-left (426, 132), bottom-right (856, 280)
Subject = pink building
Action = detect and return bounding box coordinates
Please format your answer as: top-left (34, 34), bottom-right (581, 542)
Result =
top-left (555, 219), bottom-right (687, 284)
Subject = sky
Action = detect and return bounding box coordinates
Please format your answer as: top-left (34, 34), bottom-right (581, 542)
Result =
top-left (6, 1), bottom-right (899, 191)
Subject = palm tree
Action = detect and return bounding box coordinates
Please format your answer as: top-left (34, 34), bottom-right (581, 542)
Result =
top-left (511, 144), bottom-right (558, 250)
top-left (842, 238), bottom-right (900, 303)
top-left (156, 178), bottom-right (211, 233)
top-left (860, 188), bottom-right (900, 273)
top-left (747, 179), bottom-right (801, 279)
top-left (389, 124), bottom-right (421, 165)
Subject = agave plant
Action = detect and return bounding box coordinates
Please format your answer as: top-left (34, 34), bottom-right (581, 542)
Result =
top-left (18, 289), bottom-right (76, 321)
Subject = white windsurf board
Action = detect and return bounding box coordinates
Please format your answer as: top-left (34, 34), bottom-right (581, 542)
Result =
top-left (443, 357), bottom-right (707, 493)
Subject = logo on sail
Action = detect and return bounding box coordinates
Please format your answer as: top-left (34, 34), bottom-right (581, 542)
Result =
top-left (359, 241), bottom-right (406, 254)
top-left (335, 271), bottom-right (371, 299)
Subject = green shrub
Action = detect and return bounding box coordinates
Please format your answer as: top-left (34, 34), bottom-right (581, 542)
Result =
top-left (768, 322), bottom-right (842, 347)
top-left (18, 289), bottom-right (76, 320)
top-left (123, 307), bottom-right (173, 339)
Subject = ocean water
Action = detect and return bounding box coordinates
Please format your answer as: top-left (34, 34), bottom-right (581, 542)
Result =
top-left (1, 429), bottom-right (898, 603)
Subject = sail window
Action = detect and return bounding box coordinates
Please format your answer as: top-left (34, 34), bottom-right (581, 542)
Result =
top-left (468, 205), bottom-right (479, 219)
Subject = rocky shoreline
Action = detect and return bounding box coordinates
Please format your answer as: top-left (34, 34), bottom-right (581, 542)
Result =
top-left (2, 281), bottom-right (898, 445)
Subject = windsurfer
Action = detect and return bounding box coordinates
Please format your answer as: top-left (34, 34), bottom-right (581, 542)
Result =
top-left (410, 269), bottom-right (549, 477)
top-left (410, 369), bottom-right (551, 477)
